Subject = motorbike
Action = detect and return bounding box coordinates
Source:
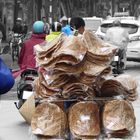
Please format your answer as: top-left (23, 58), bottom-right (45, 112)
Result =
top-left (14, 68), bottom-right (38, 109)
top-left (111, 48), bottom-right (125, 75)
top-left (9, 33), bottom-right (24, 62)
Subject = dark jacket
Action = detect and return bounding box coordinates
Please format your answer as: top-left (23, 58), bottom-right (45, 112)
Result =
top-left (12, 24), bottom-right (23, 34)
top-left (18, 33), bottom-right (46, 69)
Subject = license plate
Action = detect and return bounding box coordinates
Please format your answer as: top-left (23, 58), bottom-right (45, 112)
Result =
top-left (114, 56), bottom-right (119, 61)
top-left (22, 91), bottom-right (33, 99)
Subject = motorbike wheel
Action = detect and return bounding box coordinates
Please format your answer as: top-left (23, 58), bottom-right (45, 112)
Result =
top-left (117, 62), bottom-right (124, 74)
top-left (112, 61), bottom-right (124, 75)
top-left (11, 48), bottom-right (15, 62)
top-left (11, 45), bottom-right (19, 62)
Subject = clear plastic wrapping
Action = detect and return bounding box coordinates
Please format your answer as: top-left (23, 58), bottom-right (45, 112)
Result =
top-left (31, 102), bottom-right (67, 139)
top-left (68, 101), bottom-right (100, 139)
top-left (31, 98), bottom-right (137, 139)
top-left (31, 30), bottom-right (137, 139)
top-left (102, 99), bottom-right (136, 139)
top-left (113, 74), bottom-right (138, 101)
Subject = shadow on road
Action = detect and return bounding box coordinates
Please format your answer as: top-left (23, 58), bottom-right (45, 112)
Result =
top-left (17, 121), bottom-right (29, 127)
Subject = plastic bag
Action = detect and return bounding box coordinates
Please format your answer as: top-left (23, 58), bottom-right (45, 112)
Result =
top-left (102, 99), bottom-right (136, 139)
top-left (69, 101), bottom-right (100, 139)
top-left (31, 102), bottom-right (67, 139)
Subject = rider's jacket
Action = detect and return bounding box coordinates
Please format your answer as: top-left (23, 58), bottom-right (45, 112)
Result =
top-left (18, 33), bottom-right (46, 69)
top-left (12, 24), bottom-right (23, 34)
top-left (45, 31), bottom-right (61, 42)
top-left (105, 26), bottom-right (129, 50)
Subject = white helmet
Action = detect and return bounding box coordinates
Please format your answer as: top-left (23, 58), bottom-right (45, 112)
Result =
top-left (52, 22), bottom-right (62, 32)
top-left (60, 16), bottom-right (68, 22)
top-left (16, 18), bottom-right (22, 21)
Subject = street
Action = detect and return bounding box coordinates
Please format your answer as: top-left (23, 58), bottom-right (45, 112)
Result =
top-left (0, 54), bottom-right (140, 139)
top-left (0, 0), bottom-right (140, 139)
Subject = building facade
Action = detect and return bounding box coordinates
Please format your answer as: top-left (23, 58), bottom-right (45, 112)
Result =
top-left (36, 0), bottom-right (140, 21)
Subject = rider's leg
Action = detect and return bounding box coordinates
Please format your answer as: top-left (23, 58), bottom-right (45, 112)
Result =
top-left (119, 48), bottom-right (127, 70)
top-left (117, 48), bottom-right (124, 73)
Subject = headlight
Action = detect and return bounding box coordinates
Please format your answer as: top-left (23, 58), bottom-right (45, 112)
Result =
top-left (129, 36), bottom-right (140, 41)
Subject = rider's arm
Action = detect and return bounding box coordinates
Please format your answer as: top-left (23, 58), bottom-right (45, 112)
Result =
top-left (121, 29), bottom-right (129, 50)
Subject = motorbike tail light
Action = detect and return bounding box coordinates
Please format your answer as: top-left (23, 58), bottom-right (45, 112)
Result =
top-left (24, 84), bottom-right (33, 91)
top-left (24, 76), bottom-right (34, 81)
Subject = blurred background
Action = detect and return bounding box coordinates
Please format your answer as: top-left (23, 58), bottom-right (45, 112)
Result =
top-left (0, 0), bottom-right (140, 41)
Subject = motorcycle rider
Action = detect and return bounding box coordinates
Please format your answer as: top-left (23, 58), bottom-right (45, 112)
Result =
top-left (10, 18), bottom-right (23, 46)
top-left (60, 16), bottom-right (72, 36)
top-left (63, 17), bottom-right (86, 110)
top-left (105, 19), bottom-right (129, 71)
top-left (42, 16), bottom-right (50, 35)
top-left (45, 21), bottom-right (62, 42)
top-left (18, 21), bottom-right (46, 70)
top-left (13, 21), bottom-right (46, 110)
top-left (70, 17), bottom-right (85, 35)
top-left (12, 18), bottom-right (23, 34)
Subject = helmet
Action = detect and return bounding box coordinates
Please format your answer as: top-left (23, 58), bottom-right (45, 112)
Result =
top-left (60, 16), bottom-right (68, 22)
top-left (16, 18), bottom-right (22, 21)
top-left (33, 21), bottom-right (45, 33)
top-left (112, 19), bottom-right (121, 26)
top-left (51, 22), bottom-right (62, 32)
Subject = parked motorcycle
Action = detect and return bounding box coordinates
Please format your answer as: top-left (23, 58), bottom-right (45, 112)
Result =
top-left (15, 68), bottom-right (38, 109)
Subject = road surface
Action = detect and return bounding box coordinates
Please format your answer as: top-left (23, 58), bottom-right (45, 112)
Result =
top-left (0, 56), bottom-right (140, 139)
